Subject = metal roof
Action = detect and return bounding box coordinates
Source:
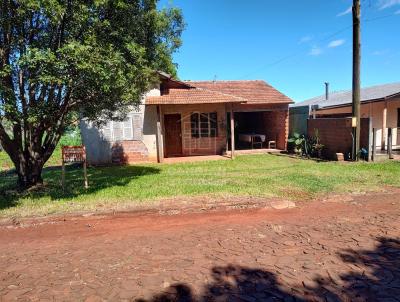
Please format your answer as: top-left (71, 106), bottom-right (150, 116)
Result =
top-left (292, 82), bottom-right (400, 109)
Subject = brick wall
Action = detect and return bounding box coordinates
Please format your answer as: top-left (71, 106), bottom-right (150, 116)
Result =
top-left (111, 141), bottom-right (150, 164)
top-left (262, 110), bottom-right (289, 150)
top-left (308, 118), bottom-right (370, 159)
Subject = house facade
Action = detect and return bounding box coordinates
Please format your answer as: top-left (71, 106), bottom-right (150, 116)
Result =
top-left (80, 73), bottom-right (293, 165)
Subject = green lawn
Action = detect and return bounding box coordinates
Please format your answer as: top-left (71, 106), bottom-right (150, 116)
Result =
top-left (1, 153), bottom-right (399, 217)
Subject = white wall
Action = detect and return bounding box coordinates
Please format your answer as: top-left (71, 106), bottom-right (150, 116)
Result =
top-left (141, 87), bottom-right (160, 160)
top-left (80, 85), bottom-right (161, 164)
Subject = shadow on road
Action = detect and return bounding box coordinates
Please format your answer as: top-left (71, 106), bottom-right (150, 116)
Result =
top-left (137, 237), bottom-right (400, 301)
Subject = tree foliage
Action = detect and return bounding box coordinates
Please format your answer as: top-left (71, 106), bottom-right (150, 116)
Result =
top-left (0, 0), bottom-right (184, 187)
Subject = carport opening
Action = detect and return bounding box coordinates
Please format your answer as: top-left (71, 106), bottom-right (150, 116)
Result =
top-left (227, 111), bottom-right (281, 150)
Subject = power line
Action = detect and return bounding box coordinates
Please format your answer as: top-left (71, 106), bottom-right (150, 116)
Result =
top-left (238, 26), bottom-right (354, 79)
top-left (237, 9), bottom-right (398, 79)
top-left (238, 24), bottom-right (352, 79)
top-left (364, 13), bottom-right (398, 22)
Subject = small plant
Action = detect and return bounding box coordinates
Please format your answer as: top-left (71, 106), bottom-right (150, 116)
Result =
top-left (309, 129), bottom-right (324, 158)
top-left (288, 132), bottom-right (307, 156)
top-left (288, 130), bottom-right (324, 158)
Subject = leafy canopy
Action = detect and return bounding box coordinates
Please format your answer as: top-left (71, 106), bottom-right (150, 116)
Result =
top-left (0, 0), bottom-right (184, 186)
top-left (1, 0), bottom-right (184, 122)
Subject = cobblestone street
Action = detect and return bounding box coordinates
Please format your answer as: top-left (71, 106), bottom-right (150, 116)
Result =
top-left (1, 190), bottom-right (400, 301)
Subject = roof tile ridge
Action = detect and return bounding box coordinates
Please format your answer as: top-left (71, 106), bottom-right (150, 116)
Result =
top-left (191, 87), bottom-right (249, 102)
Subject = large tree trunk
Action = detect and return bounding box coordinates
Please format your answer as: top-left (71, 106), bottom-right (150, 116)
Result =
top-left (1, 118), bottom-right (62, 190)
top-left (15, 156), bottom-right (45, 189)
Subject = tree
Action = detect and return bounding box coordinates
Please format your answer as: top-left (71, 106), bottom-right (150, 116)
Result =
top-left (0, 0), bottom-right (184, 188)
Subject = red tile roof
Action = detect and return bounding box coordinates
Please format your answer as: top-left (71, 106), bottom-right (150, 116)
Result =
top-left (146, 88), bottom-right (245, 105)
top-left (186, 81), bottom-right (293, 104)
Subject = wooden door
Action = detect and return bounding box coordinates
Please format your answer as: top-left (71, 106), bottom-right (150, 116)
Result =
top-left (164, 114), bottom-right (182, 157)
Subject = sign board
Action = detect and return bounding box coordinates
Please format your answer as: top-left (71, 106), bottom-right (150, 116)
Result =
top-left (62, 146), bottom-right (86, 163)
top-left (61, 146), bottom-right (88, 189)
top-left (352, 117), bottom-right (357, 128)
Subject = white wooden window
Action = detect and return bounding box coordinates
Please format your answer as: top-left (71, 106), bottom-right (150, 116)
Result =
top-left (102, 122), bottom-right (112, 141)
top-left (190, 112), bottom-right (218, 138)
top-left (101, 115), bottom-right (139, 141)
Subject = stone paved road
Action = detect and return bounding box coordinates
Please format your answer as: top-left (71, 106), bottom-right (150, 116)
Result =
top-left (1, 190), bottom-right (400, 301)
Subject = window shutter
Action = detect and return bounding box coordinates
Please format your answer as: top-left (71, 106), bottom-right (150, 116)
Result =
top-left (123, 117), bottom-right (133, 140)
top-left (132, 114), bottom-right (143, 140)
top-left (102, 121), bottom-right (113, 141)
top-left (113, 121), bottom-right (124, 141)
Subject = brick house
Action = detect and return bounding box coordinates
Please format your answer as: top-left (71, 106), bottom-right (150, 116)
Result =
top-left (290, 82), bottom-right (400, 159)
top-left (80, 73), bottom-right (293, 164)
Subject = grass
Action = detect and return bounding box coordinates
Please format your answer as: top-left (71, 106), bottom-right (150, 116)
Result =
top-left (1, 152), bottom-right (400, 218)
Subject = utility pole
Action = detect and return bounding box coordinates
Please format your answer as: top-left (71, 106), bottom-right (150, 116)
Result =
top-left (352, 0), bottom-right (361, 161)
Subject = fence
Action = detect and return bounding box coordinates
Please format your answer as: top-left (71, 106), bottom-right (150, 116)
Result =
top-left (307, 117), bottom-right (370, 160)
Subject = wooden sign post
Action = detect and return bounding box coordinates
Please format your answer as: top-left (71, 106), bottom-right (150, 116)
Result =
top-left (61, 146), bottom-right (88, 190)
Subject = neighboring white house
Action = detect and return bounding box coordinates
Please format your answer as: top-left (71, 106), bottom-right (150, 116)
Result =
top-left (290, 82), bottom-right (400, 150)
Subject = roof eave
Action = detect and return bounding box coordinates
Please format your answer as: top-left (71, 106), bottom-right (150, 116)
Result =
top-left (316, 97), bottom-right (388, 110)
top-left (156, 71), bottom-right (194, 88)
top-left (146, 100), bottom-right (246, 105)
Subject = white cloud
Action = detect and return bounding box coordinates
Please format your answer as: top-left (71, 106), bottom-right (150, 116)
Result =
top-left (299, 35), bottom-right (312, 44)
top-left (378, 0), bottom-right (400, 10)
top-left (328, 39), bottom-right (345, 48)
top-left (309, 46), bottom-right (322, 56)
top-left (372, 49), bottom-right (389, 56)
top-left (337, 6), bottom-right (352, 17)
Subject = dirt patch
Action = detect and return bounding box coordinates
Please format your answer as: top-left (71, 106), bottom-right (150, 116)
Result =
top-left (3, 186), bottom-right (400, 229)
top-left (0, 194), bottom-right (292, 227)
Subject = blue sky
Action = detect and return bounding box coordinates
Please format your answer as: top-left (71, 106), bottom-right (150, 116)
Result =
top-left (158, 0), bottom-right (400, 102)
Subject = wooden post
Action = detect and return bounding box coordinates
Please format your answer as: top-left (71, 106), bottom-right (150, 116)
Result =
top-left (156, 105), bottom-right (164, 163)
top-left (351, 0), bottom-right (361, 161)
top-left (61, 156), bottom-right (66, 191)
top-left (367, 118), bottom-right (373, 161)
top-left (61, 145), bottom-right (88, 190)
top-left (225, 105), bottom-right (229, 155)
top-left (83, 146), bottom-right (88, 189)
top-left (372, 128), bottom-right (376, 162)
top-left (230, 104), bottom-right (235, 159)
top-left (388, 128), bottom-right (393, 159)
top-left (381, 101), bottom-right (387, 151)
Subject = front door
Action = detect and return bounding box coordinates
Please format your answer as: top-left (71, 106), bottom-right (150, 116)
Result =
top-left (164, 114), bottom-right (182, 157)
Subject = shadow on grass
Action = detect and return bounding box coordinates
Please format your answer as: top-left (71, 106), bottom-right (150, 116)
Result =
top-left (0, 164), bottom-right (160, 210)
top-left (269, 152), bottom-right (330, 163)
top-left (136, 237), bottom-right (400, 301)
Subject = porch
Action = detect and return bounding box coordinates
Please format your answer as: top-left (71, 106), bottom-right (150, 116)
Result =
top-left (157, 103), bottom-right (288, 162)
top-left (227, 109), bottom-right (288, 152)
top-left (371, 127), bottom-right (400, 161)
top-left (162, 148), bottom-right (284, 164)
top-left (145, 78), bottom-right (292, 163)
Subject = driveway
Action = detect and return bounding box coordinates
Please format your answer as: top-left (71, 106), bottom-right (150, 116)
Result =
top-left (1, 190), bottom-right (400, 301)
